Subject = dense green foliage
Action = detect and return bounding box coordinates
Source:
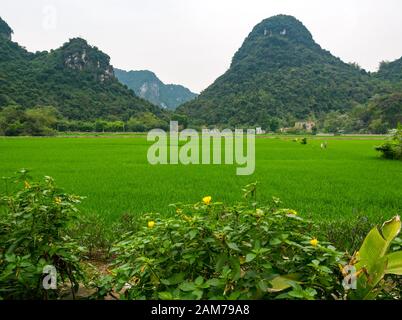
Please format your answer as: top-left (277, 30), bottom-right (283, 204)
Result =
top-left (115, 69), bottom-right (197, 110)
top-left (0, 171), bottom-right (85, 299)
top-left (0, 105), bottom-right (170, 135)
top-left (318, 92), bottom-right (402, 134)
top-left (378, 58), bottom-right (402, 83)
top-left (0, 31), bottom-right (168, 122)
top-left (376, 126), bottom-right (402, 160)
top-left (95, 185), bottom-right (401, 300)
top-left (98, 185), bottom-right (345, 300)
top-left (0, 174), bottom-right (401, 300)
top-left (0, 105), bottom-right (59, 136)
top-left (0, 137), bottom-right (401, 222)
top-left (57, 112), bottom-right (169, 133)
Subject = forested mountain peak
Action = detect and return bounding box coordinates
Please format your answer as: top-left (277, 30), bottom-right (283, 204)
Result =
top-left (178, 15), bottom-right (378, 128)
top-left (57, 38), bottom-right (114, 82)
top-left (232, 15), bottom-right (316, 66)
top-left (0, 18), bottom-right (167, 121)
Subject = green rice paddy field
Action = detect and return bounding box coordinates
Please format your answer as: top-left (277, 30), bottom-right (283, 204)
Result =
top-left (0, 135), bottom-right (401, 223)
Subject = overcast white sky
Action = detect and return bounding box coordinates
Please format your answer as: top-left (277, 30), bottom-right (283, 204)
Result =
top-left (2, 0), bottom-right (402, 93)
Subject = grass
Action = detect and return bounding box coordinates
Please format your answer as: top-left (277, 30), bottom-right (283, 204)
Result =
top-left (0, 135), bottom-right (401, 223)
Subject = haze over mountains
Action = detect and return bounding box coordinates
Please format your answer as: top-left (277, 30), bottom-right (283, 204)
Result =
top-left (114, 69), bottom-right (197, 110)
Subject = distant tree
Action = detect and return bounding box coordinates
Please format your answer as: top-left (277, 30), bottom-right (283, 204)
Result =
top-left (171, 113), bottom-right (188, 128)
top-left (24, 106), bottom-right (59, 136)
top-left (0, 105), bottom-right (58, 136)
top-left (368, 119), bottom-right (389, 134)
top-left (311, 126), bottom-right (318, 135)
top-left (126, 117), bottom-right (147, 132)
top-left (106, 121), bottom-right (125, 132)
top-left (0, 106), bottom-right (26, 136)
top-left (95, 120), bottom-right (108, 132)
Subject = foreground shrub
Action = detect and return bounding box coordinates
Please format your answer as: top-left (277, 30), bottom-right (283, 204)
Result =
top-left (346, 216), bottom-right (402, 300)
top-left (0, 170), bottom-right (86, 299)
top-left (98, 183), bottom-right (346, 300)
top-left (375, 126), bottom-right (402, 160)
top-left (70, 212), bottom-right (140, 261)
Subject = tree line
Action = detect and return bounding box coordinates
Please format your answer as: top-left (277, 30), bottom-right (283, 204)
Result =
top-left (0, 105), bottom-right (185, 135)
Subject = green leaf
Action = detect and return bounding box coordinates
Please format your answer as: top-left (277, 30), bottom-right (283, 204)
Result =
top-left (355, 216), bottom-right (402, 298)
top-left (357, 228), bottom-right (388, 269)
top-left (381, 216), bottom-right (401, 243)
top-left (179, 282), bottom-right (196, 292)
top-left (245, 253), bottom-right (256, 263)
top-left (195, 276), bottom-right (204, 286)
top-left (257, 280), bottom-right (268, 292)
top-left (385, 251), bottom-right (402, 275)
top-left (158, 291), bottom-right (173, 300)
top-left (205, 278), bottom-right (221, 287)
top-left (192, 289), bottom-right (203, 300)
top-left (226, 242), bottom-right (240, 252)
top-left (189, 230), bottom-right (197, 240)
top-left (288, 290), bottom-right (304, 299)
top-left (160, 272), bottom-right (185, 286)
top-left (268, 274), bottom-right (301, 293)
top-left (230, 257), bottom-right (241, 280)
top-left (215, 254), bottom-right (228, 271)
top-left (269, 238), bottom-right (281, 246)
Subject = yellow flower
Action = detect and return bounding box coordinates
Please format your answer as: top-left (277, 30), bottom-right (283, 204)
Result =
top-left (287, 209), bottom-right (297, 215)
top-left (310, 238), bottom-right (319, 247)
top-left (147, 220), bottom-right (155, 228)
top-left (202, 196), bottom-right (212, 205)
top-left (54, 197), bottom-right (62, 205)
top-left (24, 181), bottom-right (31, 189)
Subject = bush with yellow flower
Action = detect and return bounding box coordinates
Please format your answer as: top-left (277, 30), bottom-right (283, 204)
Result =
top-left (102, 187), bottom-right (347, 300)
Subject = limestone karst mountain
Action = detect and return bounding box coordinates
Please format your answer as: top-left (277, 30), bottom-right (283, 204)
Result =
top-left (0, 18), bottom-right (167, 121)
top-left (178, 15), bottom-right (385, 128)
top-left (115, 69), bottom-right (197, 110)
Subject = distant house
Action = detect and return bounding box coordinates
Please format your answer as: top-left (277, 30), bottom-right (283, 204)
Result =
top-left (294, 121), bottom-right (316, 132)
top-left (256, 127), bottom-right (266, 135)
top-left (279, 121), bottom-right (316, 133)
top-left (279, 127), bottom-right (293, 133)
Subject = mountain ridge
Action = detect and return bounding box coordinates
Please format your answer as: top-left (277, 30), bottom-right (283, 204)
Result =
top-left (178, 15), bottom-right (390, 129)
top-left (115, 68), bottom-right (197, 110)
top-left (0, 18), bottom-right (167, 122)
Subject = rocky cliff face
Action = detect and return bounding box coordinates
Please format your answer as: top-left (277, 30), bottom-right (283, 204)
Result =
top-left (61, 38), bottom-right (114, 82)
